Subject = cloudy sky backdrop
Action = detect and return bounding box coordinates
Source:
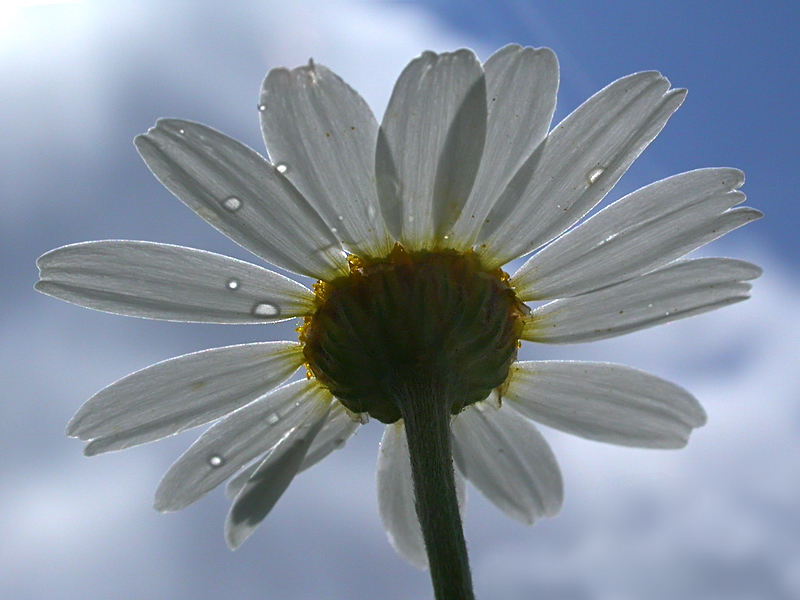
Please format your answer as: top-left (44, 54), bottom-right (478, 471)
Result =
top-left (2, 1), bottom-right (798, 599)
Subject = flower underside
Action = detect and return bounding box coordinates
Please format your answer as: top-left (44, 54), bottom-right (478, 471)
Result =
top-left (300, 244), bottom-right (529, 423)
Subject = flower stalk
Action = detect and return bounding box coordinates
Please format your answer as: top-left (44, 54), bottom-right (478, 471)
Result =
top-left (393, 374), bottom-right (475, 600)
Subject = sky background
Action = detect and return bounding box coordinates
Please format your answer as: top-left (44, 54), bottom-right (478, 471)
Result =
top-left (2, 1), bottom-right (798, 599)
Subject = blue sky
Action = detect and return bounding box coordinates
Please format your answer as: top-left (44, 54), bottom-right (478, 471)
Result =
top-left (2, 2), bottom-right (798, 599)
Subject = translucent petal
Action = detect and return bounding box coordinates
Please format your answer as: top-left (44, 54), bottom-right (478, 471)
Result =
top-left (452, 402), bottom-right (562, 524)
top-left (299, 400), bottom-right (361, 471)
top-left (376, 49), bottom-right (486, 249)
top-left (512, 168), bottom-right (762, 300)
top-left (135, 119), bottom-right (348, 279)
top-left (376, 422), bottom-right (466, 569)
top-left (478, 72), bottom-right (685, 268)
top-left (224, 400), bottom-right (361, 500)
top-left (36, 241), bottom-right (315, 323)
top-left (450, 44), bottom-right (558, 249)
top-left (260, 61), bottom-right (393, 259)
top-left (376, 422), bottom-right (427, 568)
top-left (225, 402), bottom-right (330, 549)
top-left (505, 361), bottom-right (707, 448)
top-left (523, 258), bottom-right (761, 344)
top-left (69, 342), bottom-right (304, 455)
top-left (154, 379), bottom-right (330, 512)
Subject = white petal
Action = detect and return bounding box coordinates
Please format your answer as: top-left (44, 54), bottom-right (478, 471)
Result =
top-left (70, 342), bottom-right (304, 455)
top-left (376, 49), bottom-right (487, 249)
top-left (154, 379), bottom-right (330, 512)
top-left (450, 45), bottom-right (559, 249)
top-left (299, 400), bottom-right (361, 471)
top-left (512, 168), bottom-right (762, 300)
top-left (225, 402), bottom-right (330, 549)
top-left (259, 61), bottom-right (393, 259)
top-left (452, 402), bottom-right (562, 524)
top-left (523, 258), bottom-right (761, 344)
top-left (375, 421), bottom-right (466, 569)
top-left (224, 399), bottom-right (361, 501)
top-left (377, 422), bottom-right (427, 568)
top-left (135, 119), bottom-right (348, 280)
top-left (35, 241), bottom-right (315, 323)
top-left (478, 72), bottom-right (686, 268)
top-left (505, 361), bottom-right (707, 448)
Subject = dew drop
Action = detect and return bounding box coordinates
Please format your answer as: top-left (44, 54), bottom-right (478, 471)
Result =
top-left (221, 196), bottom-right (242, 212)
top-left (648, 303), bottom-right (654, 308)
top-left (267, 413), bottom-right (280, 425)
top-left (253, 302), bottom-right (280, 318)
top-left (602, 233), bottom-right (619, 244)
top-left (178, 128), bottom-right (185, 135)
top-left (208, 455), bottom-right (224, 468)
top-left (226, 278), bottom-right (240, 290)
top-left (367, 205), bottom-right (377, 219)
top-left (258, 103), bottom-right (266, 112)
top-left (330, 227), bottom-right (338, 234)
top-left (588, 166), bottom-right (606, 185)
top-left (337, 215), bottom-right (344, 221)
top-left (275, 163), bottom-right (288, 174)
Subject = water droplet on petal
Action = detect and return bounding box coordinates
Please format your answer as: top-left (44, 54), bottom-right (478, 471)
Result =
top-left (226, 278), bottom-right (240, 290)
top-left (601, 232), bottom-right (619, 244)
top-left (588, 167), bottom-right (606, 185)
top-left (253, 302), bottom-right (280, 318)
top-left (221, 196), bottom-right (242, 212)
top-left (330, 227), bottom-right (338, 234)
top-left (367, 205), bottom-right (377, 219)
top-left (337, 215), bottom-right (344, 221)
top-left (258, 104), bottom-right (266, 112)
top-left (275, 163), bottom-right (288, 174)
top-left (178, 128), bottom-right (185, 135)
top-left (648, 303), bottom-right (654, 308)
top-left (208, 455), bottom-right (224, 467)
top-left (267, 413), bottom-right (280, 425)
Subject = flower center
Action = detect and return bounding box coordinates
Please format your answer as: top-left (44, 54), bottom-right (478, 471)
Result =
top-left (299, 244), bottom-right (528, 423)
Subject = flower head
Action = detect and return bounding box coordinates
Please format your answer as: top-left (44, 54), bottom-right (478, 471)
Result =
top-left (36, 45), bottom-right (761, 567)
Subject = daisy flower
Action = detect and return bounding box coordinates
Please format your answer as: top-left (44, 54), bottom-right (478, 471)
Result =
top-left (36, 45), bottom-right (761, 600)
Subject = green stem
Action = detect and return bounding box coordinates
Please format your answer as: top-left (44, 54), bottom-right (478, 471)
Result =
top-left (394, 377), bottom-right (475, 600)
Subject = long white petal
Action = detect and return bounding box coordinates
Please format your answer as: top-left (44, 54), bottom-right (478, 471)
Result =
top-left (299, 400), bottom-right (361, 472)
top-left (376, 49), bottom-right (486, 249)
top-left (35, 241), bottom-right (315, 323)
top-left (259, 61), bottom-right (393, 260)
top-left (505, 361), bottom-right (707, 448)
top-left (154, 379), bottom-right (330, 512)
top-left (377, 422), bottom-right (427, 568)
top-left (224, 402), bottom-right (330, 549)
top-left (450, 44), bottom-right (558, 249)
top-left (512, 168), bottom-right (762, 300)
top-left (224, 399), bottom-right (361, 501)
top-left (523, 258), bottom-right (761, 344)
top-left (478, 72), bottom-right (685, 268)
top-left (452, 402), bottom-right (562, 524)
top-left (135, 119), bottom-right (348, 280)
top-left (376, 421), bottom-right (465, 569)
top-left (69, 342), bottom-right (304, 455)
